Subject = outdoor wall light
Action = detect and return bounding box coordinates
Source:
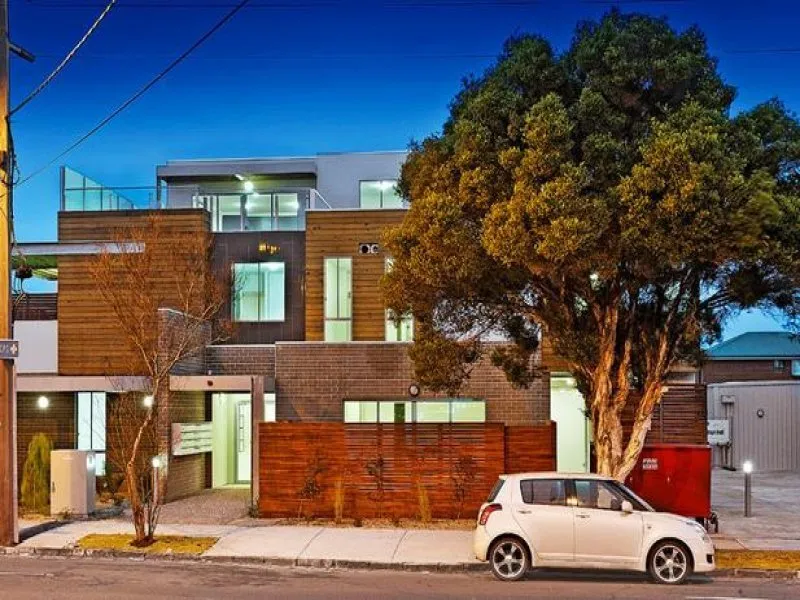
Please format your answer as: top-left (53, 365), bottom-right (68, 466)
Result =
top-left (37, 395), bottom-right (49, 409)
top-left (151, 456), bottom-right (162, 469)
top-left (243, 180), bottom-right (255, 193)
top-left (143, 395), bottom-right (154, 408)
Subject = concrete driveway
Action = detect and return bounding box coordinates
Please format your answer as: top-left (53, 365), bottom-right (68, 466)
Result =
top-left (712, 468), bottom-right (800, 550)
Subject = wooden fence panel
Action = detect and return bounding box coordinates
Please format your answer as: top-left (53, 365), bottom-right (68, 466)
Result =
top-left (258, 422), bottom-right (554, 520)
top-left (623, 385), bottom-right (707, 445)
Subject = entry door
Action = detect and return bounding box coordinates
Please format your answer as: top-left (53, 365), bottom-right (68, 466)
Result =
top-left (572, 479), bottom-right (643, 566)
top-left (235, 400), bottom-right (252, 483)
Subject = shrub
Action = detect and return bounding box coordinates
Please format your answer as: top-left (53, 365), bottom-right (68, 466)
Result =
top-left (21, 433), bottom-right (53, 514)
top-left (416, 479), bottom-right (432, 523)
top-left (333, 476), bottom-right (345, 523)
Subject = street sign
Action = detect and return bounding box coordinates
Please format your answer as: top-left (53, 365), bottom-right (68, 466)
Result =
top-left (707, 419), bottom-right (730, 445)
top-left (0, 340), bottom-right (18, 360)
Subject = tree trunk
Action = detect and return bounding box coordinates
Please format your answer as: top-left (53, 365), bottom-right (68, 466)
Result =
top-left (616, 382), bottom-right (665, 481)
top-left (592, 390), bottom-right (626, 479)
top-left (125, 464), bottom-right (148, 545)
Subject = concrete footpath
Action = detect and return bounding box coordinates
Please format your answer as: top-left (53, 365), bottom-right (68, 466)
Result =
top-left (9, 521), bottom-right (480, 571)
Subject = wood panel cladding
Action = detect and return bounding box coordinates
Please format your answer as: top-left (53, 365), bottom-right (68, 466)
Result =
top-left (623, 384), bottom-right (707, 445)
top-left (258, 422), bottom-right (556, 519)
top-left (57, 210), bottom-right (210, 375)
top-left (304, 209), bottom-right (406, 341)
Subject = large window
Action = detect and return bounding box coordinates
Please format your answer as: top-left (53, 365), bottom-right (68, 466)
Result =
top-left (324, 257), bottom-right (352, 341)
top-left (520, 479), bottom-right (567, 506)
top-left (343, 399), bottom-right (485, 423)
top-left (194, 192), bottom-right (302, 232)
top-left (77, 392), bottom-right (107, 476)
top-left (359, 180), bottom-right (404, 209)
top-left (233, 262), bottom-right (285, 322)
top-left (385, 258), bottom-right (413, 341)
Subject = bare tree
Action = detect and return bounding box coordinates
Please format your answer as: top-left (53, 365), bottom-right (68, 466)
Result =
top-left (89, 212), bottom-right (230, 545)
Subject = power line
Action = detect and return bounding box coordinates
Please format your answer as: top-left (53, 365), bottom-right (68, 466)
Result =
top-left (10, 0), bottom-right (118, 116)
top-left (16, 0), bottom-right (251, 188)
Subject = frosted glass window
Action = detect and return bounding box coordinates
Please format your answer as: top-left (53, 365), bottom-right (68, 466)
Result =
top-left (324, 257), bottom-right (352, 341)
top-left (245, 194), bottom-right (272, 231)
top-left (77, 392), bottom-right (107, 476)
top-left (451, 400), bottom-right (486, 423)
top-left (218, 194), bottom-right (243, 231)
top-left (233, 263), bottom-right (285, 322)
top-left (415, 401), bottom-right (451, 423)
top-left (379, 401), bottom-right (412, 423)
top-left (360, 180), bottom-right (403, 209)
top-left (264, 393), bottom-right (277, 422)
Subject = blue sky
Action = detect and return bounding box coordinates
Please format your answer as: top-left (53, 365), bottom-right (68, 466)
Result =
top-left (8, 0), bottom-right (799, 338)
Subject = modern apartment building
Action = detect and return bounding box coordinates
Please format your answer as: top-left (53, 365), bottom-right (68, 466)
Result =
top-left (13, 151), bottom-right (557, 503)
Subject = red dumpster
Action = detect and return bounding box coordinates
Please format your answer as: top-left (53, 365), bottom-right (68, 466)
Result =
top-left (624, 444), bottom-right (712, 524)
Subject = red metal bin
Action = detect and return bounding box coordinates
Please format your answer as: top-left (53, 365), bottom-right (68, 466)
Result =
top-left (624, 444), bottom-right (713, 525)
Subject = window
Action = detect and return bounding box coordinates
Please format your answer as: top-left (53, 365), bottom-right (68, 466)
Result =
top-left (343, 399), bottom-right (485, 423)
top-left (264, 393), bottom-right (277, 422)
top-left (385, 258), bottom-right (413, 341)
top-left (194, 191), bottom-right (303, 232)
top-left (574, 479), bottom-right (630, 511)
top-left (792, 360), bottom-right (800, 377)
top-left (520, 479), bottom-right (566, 506)
top-left (774, 359), bottom-right (786, 371)
top-left (324, 257), bottom-right (352, 341)
top-left (359, 180), bottom-right (404, 209)
top-left (232, 262), bottom-right (285, 322)
top-left (486, 478), bottom-right (506, 502)
top-left (77, 392), bottom-right (106, 476)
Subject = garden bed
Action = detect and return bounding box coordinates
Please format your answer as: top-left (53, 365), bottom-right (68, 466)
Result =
top-left (76, 534), bottom-right (217, 555)
top-left (238, 517), bottom-right (475, 530)
top-left (717, 549), bottom-right (800, 571)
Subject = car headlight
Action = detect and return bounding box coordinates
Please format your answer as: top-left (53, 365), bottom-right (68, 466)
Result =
top-left (689, 521), bottom-right (711, 542)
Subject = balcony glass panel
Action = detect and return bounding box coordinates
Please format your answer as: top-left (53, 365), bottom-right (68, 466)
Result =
top-left (218, 195), bottom-right (243, 232)
top-left (244, 194), bottom-right (272, 231)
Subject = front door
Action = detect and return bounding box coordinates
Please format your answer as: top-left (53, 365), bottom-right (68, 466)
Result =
top-left (235, 400), bottom-right (252, 483)
top-left (511, 478), bottom-right (574, 566)
top-left (572, 479), bottom-right (643, 567)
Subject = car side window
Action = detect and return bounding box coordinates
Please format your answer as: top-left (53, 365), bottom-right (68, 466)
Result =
top-left (520, 479), bottom-right (566, 506)
top-left (574, 480), bottom-right (627, 511)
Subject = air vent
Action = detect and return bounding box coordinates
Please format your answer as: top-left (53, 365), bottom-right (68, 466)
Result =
top-left (358, 242), bottom-right (380, 255)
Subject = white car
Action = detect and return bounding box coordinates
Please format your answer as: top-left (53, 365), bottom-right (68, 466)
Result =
top-left (473, 472), bottom-right (714, 584)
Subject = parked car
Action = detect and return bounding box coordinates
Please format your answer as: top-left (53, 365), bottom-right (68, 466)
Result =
top-left (474, 472), bottom-right (714, 584)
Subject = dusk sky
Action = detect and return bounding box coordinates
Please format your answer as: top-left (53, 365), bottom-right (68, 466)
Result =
top-left (8, 0), bottom-right (799, 338)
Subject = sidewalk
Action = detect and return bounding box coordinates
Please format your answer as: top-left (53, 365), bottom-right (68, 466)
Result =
top-left (12, 520), bottom-right (480, 571)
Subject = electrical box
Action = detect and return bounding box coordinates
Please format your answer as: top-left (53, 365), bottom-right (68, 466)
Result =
top-left (50, 450), bottom-right (96, 517)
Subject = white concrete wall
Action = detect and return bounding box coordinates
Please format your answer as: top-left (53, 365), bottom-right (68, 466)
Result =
top-left (315, 152), bottom-right (407, 208)
top-left (13, 320), bottom-right (58, 374)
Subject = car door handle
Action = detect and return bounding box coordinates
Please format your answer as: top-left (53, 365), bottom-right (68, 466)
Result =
top-left (576, 513), bottom-right (590, 519)
top-left (517, 509), bottom-right (531, 514)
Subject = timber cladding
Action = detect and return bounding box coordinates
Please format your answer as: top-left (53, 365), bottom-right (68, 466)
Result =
top-left (623, 384), bottom-right (708, 445)
top-left (257, 422), bottom-right (556, 519)
top-left (304, 209), bottom-right (406, 341)
top-left (57, 209), bottom-right (210, 376)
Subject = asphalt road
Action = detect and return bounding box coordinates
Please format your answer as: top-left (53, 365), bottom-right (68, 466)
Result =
top-left (0, 556), bottom-right (797, 599)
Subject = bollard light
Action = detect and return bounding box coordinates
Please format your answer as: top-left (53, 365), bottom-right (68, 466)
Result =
top-left (143, 395), bottom-right (154, 408)
top-left (151, 456), bottom-right (162, 469)
top-left (743, 460), bottom-right (753, 517)
top-left (151, 455), bottom-right (162, 507)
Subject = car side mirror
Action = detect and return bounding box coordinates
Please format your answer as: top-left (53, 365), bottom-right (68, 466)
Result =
top-left (621, 500), bottom-right (634, 513)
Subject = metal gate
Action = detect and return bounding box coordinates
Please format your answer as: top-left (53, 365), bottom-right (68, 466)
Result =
top-left (708, 382), bottom-right (800, 471)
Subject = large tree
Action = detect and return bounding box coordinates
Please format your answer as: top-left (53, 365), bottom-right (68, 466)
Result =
top-left (383, 11), bottom-right (800, 480)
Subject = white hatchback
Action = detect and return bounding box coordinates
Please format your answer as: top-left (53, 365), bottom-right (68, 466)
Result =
top-left (473, 473), bottom-right (714, 584)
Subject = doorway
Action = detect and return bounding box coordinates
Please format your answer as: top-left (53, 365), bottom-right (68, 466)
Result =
top-left (550, 376), bottom-right (590, 472)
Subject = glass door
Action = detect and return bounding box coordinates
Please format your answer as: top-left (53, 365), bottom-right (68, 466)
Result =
top-left (235, 399), bottom-right (252, 483)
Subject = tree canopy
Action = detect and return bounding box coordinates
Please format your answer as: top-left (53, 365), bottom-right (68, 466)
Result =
top-left (383, 10), bottom-right (800, 479)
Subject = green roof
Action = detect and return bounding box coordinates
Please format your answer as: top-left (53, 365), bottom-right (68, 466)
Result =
top-left (708, 332), bottom-right (800, 360)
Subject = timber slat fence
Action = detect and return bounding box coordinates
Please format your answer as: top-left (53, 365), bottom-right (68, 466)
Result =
top-left (258, 422), bottom-right (556, 519)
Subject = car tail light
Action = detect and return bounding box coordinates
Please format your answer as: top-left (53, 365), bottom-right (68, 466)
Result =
top-left (479, 503), bottom-right (502, 525)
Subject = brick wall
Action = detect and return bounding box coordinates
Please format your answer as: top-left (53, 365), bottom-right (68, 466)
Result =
top-left (17, 392), bottom-right (75, 483)
top-left (274, 342), bottom-right (550, 425)
top-left (703, 359), bottom-right (799, 384)
top-left (205, 344), bottom-right (276, 376)
top-left (166, 391), bottom-right (209, 501)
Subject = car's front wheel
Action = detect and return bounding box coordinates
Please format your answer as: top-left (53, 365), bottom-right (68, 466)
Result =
top-left (489, 536), bottom-right (530, 581)
top-left (648, 540), bottom-right (692, 585)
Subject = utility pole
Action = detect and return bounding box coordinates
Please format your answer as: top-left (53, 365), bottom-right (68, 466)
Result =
top-left (0, 0), bottom-right (16, 547)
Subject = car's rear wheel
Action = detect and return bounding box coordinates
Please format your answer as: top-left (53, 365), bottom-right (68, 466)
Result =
top-left (489, 536), bottom-right (529, 581)
top-left (648, 540), bottom-right (692, 585)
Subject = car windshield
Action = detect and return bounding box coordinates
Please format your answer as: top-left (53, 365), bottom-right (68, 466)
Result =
top-left (611, 481), bottom-right (654, 512)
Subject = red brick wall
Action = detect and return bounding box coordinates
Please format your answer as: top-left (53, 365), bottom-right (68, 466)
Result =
top-left (166, 391), bottom-right (209, 501)
top-left (205, 345), bottom-right (276, 376)
top-left (17, 392), bottom-right (75, 483)
top-left (274, 342), bottom-right (550, 425)
top-left (702, 360), bottom-right (798, 384)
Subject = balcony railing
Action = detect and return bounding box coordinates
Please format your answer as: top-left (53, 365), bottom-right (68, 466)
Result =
top-left (61, 166), bottom-right (160, 211)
